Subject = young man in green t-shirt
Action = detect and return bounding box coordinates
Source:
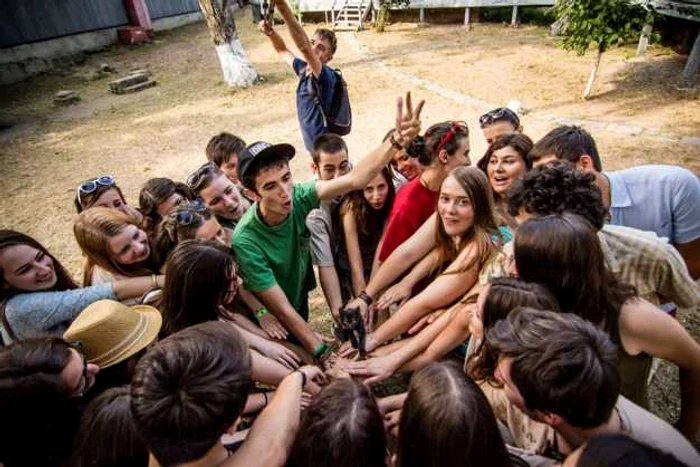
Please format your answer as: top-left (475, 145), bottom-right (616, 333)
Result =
top-left (232, 93), bottom-right (424, 361)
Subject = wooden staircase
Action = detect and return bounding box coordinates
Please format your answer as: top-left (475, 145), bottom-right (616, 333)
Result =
top-left (328, 0), bottom-right (372, 31)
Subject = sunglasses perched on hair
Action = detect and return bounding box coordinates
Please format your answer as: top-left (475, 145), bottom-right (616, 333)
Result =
top-left (175, 199), bottom-right (208, 226)
top-left (67, 340), bottom-right (91, 397)
top-left (187, 163), bottom-right (217, 192)
top-left (76, 175), bottom-right (115, 206)
top-left (478, 108), bottom-right (520, 128)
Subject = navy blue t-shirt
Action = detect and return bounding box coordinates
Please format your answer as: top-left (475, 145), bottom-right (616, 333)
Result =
top-left (293, 58), bottom-right (338, 152)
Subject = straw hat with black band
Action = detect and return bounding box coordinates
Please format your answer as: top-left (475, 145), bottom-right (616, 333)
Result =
top-left (64, 299), bottom-right (162, 368)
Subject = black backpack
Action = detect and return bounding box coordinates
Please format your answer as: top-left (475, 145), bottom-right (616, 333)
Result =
top-left (306, 67), bottom-right (352, 136)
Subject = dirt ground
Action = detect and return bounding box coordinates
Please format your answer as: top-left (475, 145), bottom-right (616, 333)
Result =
top-left (0, 7), bottom-right (698, 443)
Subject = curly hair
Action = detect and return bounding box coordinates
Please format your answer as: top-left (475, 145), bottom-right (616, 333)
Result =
top-left (506, 160), bottom-right (607, 230)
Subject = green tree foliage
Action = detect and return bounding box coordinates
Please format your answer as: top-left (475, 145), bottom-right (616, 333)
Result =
top-left (553, 0), bottom-right (656, 98)
top-left (554, 0), bottom-right (655, 55)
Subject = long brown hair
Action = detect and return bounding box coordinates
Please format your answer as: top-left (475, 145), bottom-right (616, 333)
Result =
top-left (339, 166), bottom-right (395, 241)
top-left (514, 213), bottom-right (637, 330)
top-left (73, 207), bottom-right (155, 286)
top-left (286, 379), bottom-right (386, 467)
top-left (0, 230), bottom-right (77, 300)
top-left (397, 362), bottom-right (518, 467)
top-left (434, 166), bottom-right (503, 276)
top-left (467, 278), bottom-right (560, 385)
top-left (158, 240), bottom-right (235, 338)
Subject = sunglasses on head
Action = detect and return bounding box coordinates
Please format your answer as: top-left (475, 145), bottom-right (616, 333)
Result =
top-left (187, 163), bottom-right (217, 192)
top-left (175, 199), bottom-right (208, 226)
top-left (76, 175), bottom-right (115, 206)
top-left (479, 108), bottom-right (520, 128)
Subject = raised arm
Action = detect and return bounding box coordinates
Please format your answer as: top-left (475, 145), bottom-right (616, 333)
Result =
top-left (273, 0), bottom-right (322, 76)
top-left (259, 19), bottom-right (295, 67)
top-left (315, 93), bottom-right (424, 201)
top-left (619, 300), bottom-right (700, 439)
top-left (342, 209), bottom-right (367, 297)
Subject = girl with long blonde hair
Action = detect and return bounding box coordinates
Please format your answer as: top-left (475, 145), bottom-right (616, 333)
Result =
top-left (73, 207), bottom-right (157, 287)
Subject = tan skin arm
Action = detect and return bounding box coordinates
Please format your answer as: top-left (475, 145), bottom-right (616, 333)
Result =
top-left (112, 274), bottom-right (164, 300)
top-left (347, 213), bottom-right (439, 319)
top-left (618, 299), bottom-right (700, 439)
top-left (365, 244), bottom-right (481, 353)
top-left (273, 0), bottom-right (323, 77)
top-left (342, 209), bottom-right (367, 297)
top-left (343, 306), bottom-right (457, 384)
top-left (375, 248), bottom-right (442, 312)
top-left (399, 304), bottom-right (471, 373)
top-left (257, 284), bottom-right (323, 353)
top-left (258, 20), bottom-right (296, 67)
top-left (316, 93), bottom-right (424, 201)
top-left (226, 367), bottom-right (325, 467)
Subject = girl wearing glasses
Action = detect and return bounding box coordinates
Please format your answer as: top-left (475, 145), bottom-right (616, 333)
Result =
top-left (377, 121), bottom-right (471, 265)
top-left (73, 208), bottom-right (158, 289)
top-left (0, 337), bottom-right (100, 467)
top-left (74, 175), bottom-right (143, 222)
top-left (0, 230), bottom-right (163, 343)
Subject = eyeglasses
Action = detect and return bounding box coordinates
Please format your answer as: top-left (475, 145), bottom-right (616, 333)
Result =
top-left (67, 341), bottom-right (90, 397)
top-left (435, 121), bottom-right (468, 156)
top-left (187, 163), bottom-right (217, 193)
top-left (478, 108), bottom-right (520, 128)
top-left (76, 175), bottom-right (115, 206)
top-left (175, 199), bottom-right (208, 226)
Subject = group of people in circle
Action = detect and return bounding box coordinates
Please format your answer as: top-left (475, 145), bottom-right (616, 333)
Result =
top-left (1, 93), bottom-right (699, 467)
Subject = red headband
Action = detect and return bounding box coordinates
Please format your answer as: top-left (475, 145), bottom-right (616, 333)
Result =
top-left (435, 122), bottom-right (464, 156)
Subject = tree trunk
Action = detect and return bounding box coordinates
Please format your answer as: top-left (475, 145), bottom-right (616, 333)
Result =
top-left (199, 0), bottom-right (258, 87)
top-left (681, 29), bottom-right (700, 89)
top-left (583, 47), bottom-right (603, 100)
top-left (376, 5), bottom-right (389, 33)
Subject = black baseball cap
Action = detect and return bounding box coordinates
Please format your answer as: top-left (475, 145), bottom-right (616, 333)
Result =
top-left (237, 141), bottom-right (296, 181)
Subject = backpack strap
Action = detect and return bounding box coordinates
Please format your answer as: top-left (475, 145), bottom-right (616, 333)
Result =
top-left (304, 65), bottom-right (330, 128)
top-left (0, 298), bottom-right (18, 346)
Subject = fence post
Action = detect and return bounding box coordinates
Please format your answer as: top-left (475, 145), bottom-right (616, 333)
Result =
top-left (124, 0), bottom-right (153, 34)
top-left (464, 7), bottom-right (470, 26)
top-left (511, 1), bottom-right (519, 26)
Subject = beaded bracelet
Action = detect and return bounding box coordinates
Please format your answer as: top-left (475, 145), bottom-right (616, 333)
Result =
top-left (254, 307), bottom-right (269, 320)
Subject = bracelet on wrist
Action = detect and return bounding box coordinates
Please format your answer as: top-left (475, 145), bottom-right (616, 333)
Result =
top-left (312, 342), bottom-right (328, 359)
top-left (359, 290), bottom-right (373, 307)
top-left (389, 132), bottom-right (403, 151)
top-left (254, 307), bottom-right (269, 321)
top-left (295, 370), bottom-right (307, 388)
